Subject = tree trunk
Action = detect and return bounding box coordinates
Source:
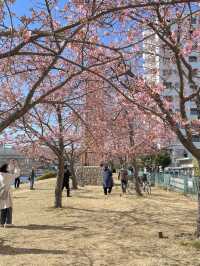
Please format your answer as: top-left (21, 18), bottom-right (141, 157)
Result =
top-left (54, 106), bottom-right (65, 208)
top-left (132, 158), bottom-right (143, 196)
top-left (70, 164), bottom-right (78, 190)
top-left (54, 157), bottom-right (64, 208)
top-left (196, 160), bottom-right (200, 237)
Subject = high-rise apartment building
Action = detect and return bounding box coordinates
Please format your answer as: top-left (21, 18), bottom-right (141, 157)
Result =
top-left (143, 14), bottom-right (200, 166)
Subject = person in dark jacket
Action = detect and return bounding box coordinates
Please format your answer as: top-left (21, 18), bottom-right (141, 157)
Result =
top-left (62, 165), bottom-right (71, 197)
top-left (142, 173), bottom-right (147, 183)
top-left (102, 164), bottom-right (113, 195)
top-left (14, 176), bottom-right (20, 189)
top-left (118, 168), bottom-right (128, 194)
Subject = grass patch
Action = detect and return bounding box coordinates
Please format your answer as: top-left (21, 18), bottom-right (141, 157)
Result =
top-left (180, 240), bottom-right (200, 249)
top-left (191, 240), bottom-right (200, 249)
top-left (37, 171), bottom-right (56, 181)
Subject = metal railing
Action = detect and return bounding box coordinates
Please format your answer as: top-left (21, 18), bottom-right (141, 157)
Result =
top-left (151, 173), bottom-right (199, 195)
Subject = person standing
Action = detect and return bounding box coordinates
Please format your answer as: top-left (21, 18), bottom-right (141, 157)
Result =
top-left (141, 173), bottom-right (148, 191)
top-left (102, 164), bottom-right (113, 196)
top-left (0, 161), bottom-right (20, 227)
top-left (29, 167), bottom-right (35, 190)
top-left (14, 176), bottom-right (20, 189)
top-left (62, 165), bottom-right (71, 197)
top-left (118, 167), bottom-right (128, 194)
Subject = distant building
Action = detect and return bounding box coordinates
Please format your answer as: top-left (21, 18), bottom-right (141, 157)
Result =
top-left (0, 145), bottom-right (46, 176)
top-left (143, 13), bottom-right (200, 166)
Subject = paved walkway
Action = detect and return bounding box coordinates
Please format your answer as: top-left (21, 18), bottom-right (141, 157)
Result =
top-left (0, 179), bottom-right (199, 266)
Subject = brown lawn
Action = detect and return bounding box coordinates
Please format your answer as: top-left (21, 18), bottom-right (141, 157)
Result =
top-left (0, 178), bottom-right (200, 266)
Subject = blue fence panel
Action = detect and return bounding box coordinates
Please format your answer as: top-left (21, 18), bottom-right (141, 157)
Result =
top-left (154, 172), bottom-right (199, 196)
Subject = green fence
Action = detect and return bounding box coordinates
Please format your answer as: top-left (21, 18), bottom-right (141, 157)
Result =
top-left (152, 173), bottom-right (199, 195)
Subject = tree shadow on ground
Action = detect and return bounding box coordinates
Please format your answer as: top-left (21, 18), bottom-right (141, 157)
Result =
top-left (15, 224), bottom-right (87, 231)
top-left (32, 188), bottom-right (53, 191)
top-left (13, 196), bottom-right (27, 199)
top-left (150, 192), bottom-right (191, 203)
top-left (79, 248), bottom-right (94, 266)
top-left (65, 206), bottom-right (194, 231)
top-left (67, 206), bottom-right (138, 215)
top-left (0, 240), bottom-right (66, 255)
top-left (77, 188), bottom-right (97, 194)
top-left (77, 195), bottom-right (102, 200)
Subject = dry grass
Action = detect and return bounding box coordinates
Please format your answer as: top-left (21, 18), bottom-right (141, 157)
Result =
top-left (0, 179), bottom-right (200, 266)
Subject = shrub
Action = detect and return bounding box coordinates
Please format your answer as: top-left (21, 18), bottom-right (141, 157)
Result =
top-left (37, 172), bottom-right (56, 181)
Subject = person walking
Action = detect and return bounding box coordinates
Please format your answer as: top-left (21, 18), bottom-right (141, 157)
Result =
top-left (62, 165), bottom-right (71, 197)
top-left (118, 167), bottom-right (128, 194)
top-left (14, 176), bottom-right (20, 189)
top-left (0, 160), bottom-right (20, 228)
top-left (102, 164), bottom-right (113, 196)
top-left (29, 167), bottom-right (35, 190)
top-left (141, 173), bottom-right (148, 191)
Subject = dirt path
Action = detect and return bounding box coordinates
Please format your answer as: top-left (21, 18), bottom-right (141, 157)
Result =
top-left (0, 179), bottom-right (200, 266)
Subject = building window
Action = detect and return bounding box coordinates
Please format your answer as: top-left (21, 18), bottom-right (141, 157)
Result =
top-left (173, 69), bottom-right (178, 74)
top-left (190, 84), bottom-right (197, 90)
top-left (189, 56), bottom-right (197, 62)
top-left (190, 108), bottom-right (198, 115)
top-left (162, 57), bottom-right (170, 64)
top-left (163, 69), bottom-right (172, 76)
top-left (192, 135), bottom-right (200, 142)
top-left (164, 96), bottom-right (173, 102)
top-left (191, 17), bottom-right (197, 24)
top-left (192, 68), bottom-right (198, 76)
top-left (192, 42), bottom-right (198, 50)
top-left (163, 70), bottom-right (167, 76)
top-left (174, 82), bottom-right (180, 88)
top-left (183, 150), bottom-right (188, 157)
top-left (163, 82), bottom-right (173, 89)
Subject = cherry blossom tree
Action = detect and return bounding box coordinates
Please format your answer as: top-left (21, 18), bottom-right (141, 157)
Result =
top-left (88, 91), bottom-right (173, 195)
top-left (0, 0), bottom-right (199, 134)
top-left (10, 102), bottom-right (83, 208)
top-left (91, 2), bottom-right (200, 236)
top-left (1, 0), bottom-right (200, 232)
top-left (0, 0), bottom-right (123, 133)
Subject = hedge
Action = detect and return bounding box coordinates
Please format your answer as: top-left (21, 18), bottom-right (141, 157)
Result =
top-left (37, 171), bottom-right (56, 181)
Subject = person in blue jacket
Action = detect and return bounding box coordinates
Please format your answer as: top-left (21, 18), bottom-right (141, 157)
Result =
top-left (102, 164), bottom-right (113, 195)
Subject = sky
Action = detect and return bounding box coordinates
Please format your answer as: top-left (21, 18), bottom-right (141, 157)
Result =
top-left (11, 0), bottom-right (66, 16)
top-left (12, 0), bottom-right (33, 15)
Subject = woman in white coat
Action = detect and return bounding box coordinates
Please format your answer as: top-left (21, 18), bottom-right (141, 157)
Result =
top-left (0, 160), bottom-right (20, 227)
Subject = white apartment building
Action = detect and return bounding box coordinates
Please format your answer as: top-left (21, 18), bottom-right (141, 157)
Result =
top-left (143, 14), bottom-right (200, 167)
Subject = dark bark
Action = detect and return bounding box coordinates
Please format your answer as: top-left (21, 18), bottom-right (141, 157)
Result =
top-left (126, 112), bottom-right (143, 197)
top-left (54, 156), bottom-right (64, 208)
top-left (70, 164), bottom-right (78, 189)
top-left (54, 106), bottom-right (65, 208)
top-left (132, 158), bottom-right (143, 196)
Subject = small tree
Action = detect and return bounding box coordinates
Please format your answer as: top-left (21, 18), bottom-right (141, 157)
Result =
top-left (142, 151), bottom-right (171, 171)
top-left (155, 152), bottom-right (172, 170)
top-left (12, 103), bottom-right (82, 208)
